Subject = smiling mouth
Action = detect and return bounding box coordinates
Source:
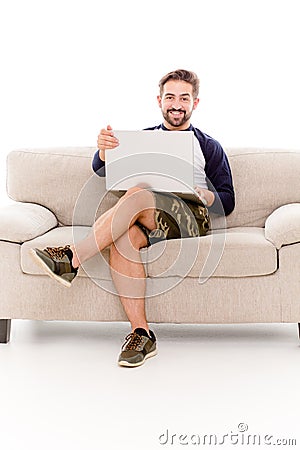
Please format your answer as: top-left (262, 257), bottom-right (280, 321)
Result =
top-left (168, 109), bottom-right (185, 117)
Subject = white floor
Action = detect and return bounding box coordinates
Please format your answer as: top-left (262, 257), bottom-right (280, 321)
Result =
top-left (1, 320), bottom-right (299, 450)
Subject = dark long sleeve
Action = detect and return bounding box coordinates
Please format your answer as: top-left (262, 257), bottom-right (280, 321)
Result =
top-left (193, 128), bottom-right (235, 216)
top-left (92, 150), bottom-right (106, 176)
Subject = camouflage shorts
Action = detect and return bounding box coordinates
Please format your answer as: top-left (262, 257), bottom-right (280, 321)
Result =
top-left (136, 191), bottom-right (210, 247)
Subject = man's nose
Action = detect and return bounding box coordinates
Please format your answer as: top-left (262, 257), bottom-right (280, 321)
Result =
top-left (172, 101), bottom-right (182, 109)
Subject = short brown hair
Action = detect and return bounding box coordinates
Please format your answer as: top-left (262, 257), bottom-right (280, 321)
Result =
top-left (159, 69), bottom-right (199, 99)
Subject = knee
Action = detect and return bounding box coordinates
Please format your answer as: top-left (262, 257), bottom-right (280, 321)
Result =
top-left (128, 225), bottom-right (148, 250)
top-left (122, 186), bottom-right (154, 210)
top-left (124, 186), bottom-right (145, 198)
top-left (111, 226), bottom-right (147, 256)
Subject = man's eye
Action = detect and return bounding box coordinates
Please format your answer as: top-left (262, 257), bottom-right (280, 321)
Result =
top-left (181, 97), bottom-right (190, 102)
top-left (165, 96), bottom-right (173, 101)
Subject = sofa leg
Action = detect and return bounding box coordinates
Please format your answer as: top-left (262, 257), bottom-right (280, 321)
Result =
top-left (298, 323), bottom-right (300, 340)
top-left (0, 319), bottom-right (11, 344)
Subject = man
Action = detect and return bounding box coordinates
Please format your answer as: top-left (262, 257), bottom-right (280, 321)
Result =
top-left (31, 69), bottom-right (235, 367)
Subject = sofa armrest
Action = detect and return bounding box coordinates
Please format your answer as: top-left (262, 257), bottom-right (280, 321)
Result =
top-left (265, 203), bottom-right (300, 249)
top-left (0, 202), bottom-right (58, 243)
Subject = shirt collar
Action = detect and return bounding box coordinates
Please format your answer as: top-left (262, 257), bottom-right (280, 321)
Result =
top-left (161, 123), bottom-right (194, 132)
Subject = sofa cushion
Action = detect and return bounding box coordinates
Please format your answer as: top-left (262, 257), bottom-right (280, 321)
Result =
top-left (145, 227), bottom-right (277, 279)
top-left (21, 226), bottom-right (277, 281)
top-left (0, 202), bottom-right (57, 243)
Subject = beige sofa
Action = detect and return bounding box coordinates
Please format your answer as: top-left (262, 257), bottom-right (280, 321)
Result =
top-left (1, 146), bottom-right (300, 343)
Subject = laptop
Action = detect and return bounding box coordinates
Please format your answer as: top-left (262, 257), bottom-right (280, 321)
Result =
top-left (105, 130), bottom-right (200, 202)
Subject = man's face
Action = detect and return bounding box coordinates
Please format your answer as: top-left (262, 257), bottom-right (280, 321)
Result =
top-left (157, 80), bottom-right (199, 130)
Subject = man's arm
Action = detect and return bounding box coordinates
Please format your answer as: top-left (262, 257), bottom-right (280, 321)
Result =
top-left (92, 125), bottom-right (119, 177)
top-left (92, 150), bottom-right (106, 176)
top-left (205, 140), bottom-right (235, 216)
top-left (194, 129), bottom-right (235, 216)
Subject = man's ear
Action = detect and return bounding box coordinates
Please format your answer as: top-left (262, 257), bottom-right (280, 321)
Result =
top-left (157, 95), bottom-right (162, 108)
top-left (193, 98), bottom-right (200, 110)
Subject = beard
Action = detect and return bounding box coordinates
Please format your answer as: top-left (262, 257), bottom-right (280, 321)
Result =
top-left (162, 108), bottom-right (193, 128)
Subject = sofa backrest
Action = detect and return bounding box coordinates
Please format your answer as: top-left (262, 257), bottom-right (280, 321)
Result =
top-left (225, 147), bottom-right (300, 228)
top-left (6, 147), bottom-right (300, 228)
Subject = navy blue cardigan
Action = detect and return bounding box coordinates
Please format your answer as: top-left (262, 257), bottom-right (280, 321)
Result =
top-left (92, 124), bottom-right (235, 216)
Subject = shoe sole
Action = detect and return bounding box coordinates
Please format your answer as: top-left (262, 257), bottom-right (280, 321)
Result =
top-left (30, 248), bottom-right (72, 288)
top-left (118, 349), bottom-right (158, 367)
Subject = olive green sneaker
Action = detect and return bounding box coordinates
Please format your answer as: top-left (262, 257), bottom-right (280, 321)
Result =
top-left (118, 328), bottom-right (157, 367)
top-left (30, 245), bottom-right (78, 288)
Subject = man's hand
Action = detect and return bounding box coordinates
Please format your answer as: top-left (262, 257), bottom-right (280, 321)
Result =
top-left (194, 186), bottom-right (215, 207)
top-left (97, 125), bottom-right (119, 161)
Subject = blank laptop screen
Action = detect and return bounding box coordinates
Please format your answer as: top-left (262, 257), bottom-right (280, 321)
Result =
top-left (105, 130), bottom-right (195, 194)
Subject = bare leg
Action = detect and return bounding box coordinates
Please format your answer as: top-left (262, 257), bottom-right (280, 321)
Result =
top-left (70, 187), bottom-right (156, 268)
top-left (110, 225), bottom-right (150, 332)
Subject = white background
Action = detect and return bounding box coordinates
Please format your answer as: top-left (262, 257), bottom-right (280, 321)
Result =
top-left (1, 0), bottom-right (300, 206)
top-left (1, 1), bottom-right (300, 448)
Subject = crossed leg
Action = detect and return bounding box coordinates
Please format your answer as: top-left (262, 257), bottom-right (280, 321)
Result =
top-left (110, 224), bottom-right (150, 332)
top-left (70, 187), bottom-right (157, 331)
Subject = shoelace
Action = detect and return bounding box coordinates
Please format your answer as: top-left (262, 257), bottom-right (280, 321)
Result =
top-left (45, 245), bottom-right (71, 260)
top-left (122, 332), bottom-right (143, 351)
